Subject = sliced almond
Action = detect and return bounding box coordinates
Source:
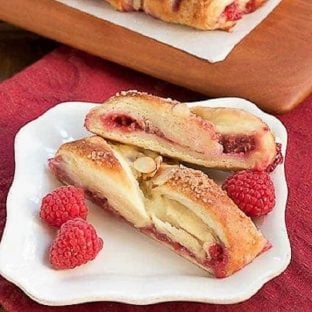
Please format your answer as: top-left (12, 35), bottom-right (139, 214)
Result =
top-left (155, 156), bottom-right (163, 170)
top-left (143, 149), bottom-right (159, 159)
top-left (152, 166), bottom-right (177, 186)
top-left (133, 156), bottom-right (156, 174)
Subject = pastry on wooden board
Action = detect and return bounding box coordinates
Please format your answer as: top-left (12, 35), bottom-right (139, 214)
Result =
top-left (105, 0), bottom-right (267, 30)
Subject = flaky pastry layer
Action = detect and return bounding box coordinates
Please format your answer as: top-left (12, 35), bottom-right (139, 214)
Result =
top-left (85, 91), bottom-right (277, 171)
top-left (106, 0), bottom-right (267, 30)
top-left (49, 136), bottom-right (268, 277)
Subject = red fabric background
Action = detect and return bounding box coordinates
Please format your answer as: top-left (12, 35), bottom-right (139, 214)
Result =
top-left (0, 47), bottom-right (311, 311)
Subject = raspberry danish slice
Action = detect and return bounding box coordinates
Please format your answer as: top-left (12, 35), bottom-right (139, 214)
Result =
top-left (49, 136), bottom-right (268, 278)
top-left (105, 0), bottom-right (267, 30)
top-left (85, 91), bottom-right (277, 171)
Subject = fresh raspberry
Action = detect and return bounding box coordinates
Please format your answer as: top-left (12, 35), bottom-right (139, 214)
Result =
top-left (40, 186), bottom-right (88, 227)
top-left (222, 170), bottom-right (275, 217)
top-left (224, 2), bottom-right (243, 21)
top-left (49, 218), bottom-right (103, 270)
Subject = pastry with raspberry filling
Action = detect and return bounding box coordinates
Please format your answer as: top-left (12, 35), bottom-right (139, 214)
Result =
top-left (49, 136), bottom-right (268, 277)
top-left (240, 0), bottom-right (267, 13)
top-left (85, 91), bottom-right (277, 171)
top-left (105, 0), bottom-right (267, 30)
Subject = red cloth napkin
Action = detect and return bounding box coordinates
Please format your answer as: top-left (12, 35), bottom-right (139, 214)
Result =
top-left (0, 46), bottom-right (311, 311)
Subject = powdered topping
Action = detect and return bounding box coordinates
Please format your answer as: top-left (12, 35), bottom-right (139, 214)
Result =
top-left (220, 134), bottom-right (256, 154)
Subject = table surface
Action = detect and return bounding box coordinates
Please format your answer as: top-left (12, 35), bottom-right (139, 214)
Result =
top-left (0, 22), bottom-right (56, 82)
top-left (0, 22), bottom-right (55, 312)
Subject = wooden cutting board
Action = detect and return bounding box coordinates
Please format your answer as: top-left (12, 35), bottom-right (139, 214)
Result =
top-left (0, 0), bottom-right (311, 113)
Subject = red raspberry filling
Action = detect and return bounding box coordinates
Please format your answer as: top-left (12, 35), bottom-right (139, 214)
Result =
top-left (101, 113), bottom-right (168, 139)
top-left (223, 2), bottom-right (243, 21)
top-left (245, 0), bottom-right (258, 13)
top-left (172, 0), bottom-right (182, 12)
top-left (220, 134), bottom-right (256, 154)
top-left (143, 226), bottom-right (228, 278)
top-left (204, 244), bottom-right (228, 278)
top-left (121, 0), bottom-right (136, 11)
top-left (266, 143), bottom-right (283, 172)
top-left (102, 113), bottom-right (144, 132)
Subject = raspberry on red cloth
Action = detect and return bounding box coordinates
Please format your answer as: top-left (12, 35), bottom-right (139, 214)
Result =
top-left (222, 170), bottom-right (275, 217)
top-left (40, 186), bottom-right (88, 227)
top-left (49, 218), bottom-right (103, 270)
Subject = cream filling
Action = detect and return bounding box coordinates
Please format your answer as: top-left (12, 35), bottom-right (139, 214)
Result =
top-left (109, 142), bottom-right (219, 261)
top-left (146, 194), bottom-right (217, 260)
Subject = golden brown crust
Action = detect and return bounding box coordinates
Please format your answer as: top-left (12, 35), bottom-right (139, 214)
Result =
top-left (60, 136), bottom-right (121, 171)
top-left (154, 166), bottom-right (267, 276)
top-left (51, 136), bottom-right (268, 277)
top-left (191, 106), bottom-right (277, 170)
top-left (86, 91), bottom-right (277, 171)
top-left (106, 0), bottom-right (268, 31)
top-left (106, 0), bottom-right (238, 30)
top-left (143, 0), bottom-right (236, 30)
top-left (85, 91), bottom-right (221, 157)
top-left (241, 0), bottom-right (267, 12)
top-left (53, 136), bottom-right (151, 228)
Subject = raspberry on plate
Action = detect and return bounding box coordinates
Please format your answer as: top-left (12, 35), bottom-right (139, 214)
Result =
top-left (222, 170), bottom-right (275, 217)
top-left (40, 186), bottom-right (88, 227)
top-left (49, 218), bottom-right (103, 270)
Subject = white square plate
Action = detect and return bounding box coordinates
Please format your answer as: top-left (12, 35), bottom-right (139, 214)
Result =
top-left (0, 98), bottom-right (290, 305)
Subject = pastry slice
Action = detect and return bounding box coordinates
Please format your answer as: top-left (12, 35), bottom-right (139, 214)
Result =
top-left (240, 0), bottom-right (267, 13)
top-left (105, 0), bottom-right (267, 30)
top-left (49, 136), bottom-right (269, 277)
top-left (190, 106), bottom-right (277, 171)
top-left (85, 91), bottom-right (277, 171)
top-left (49, 135), bottom-right (150, 228)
